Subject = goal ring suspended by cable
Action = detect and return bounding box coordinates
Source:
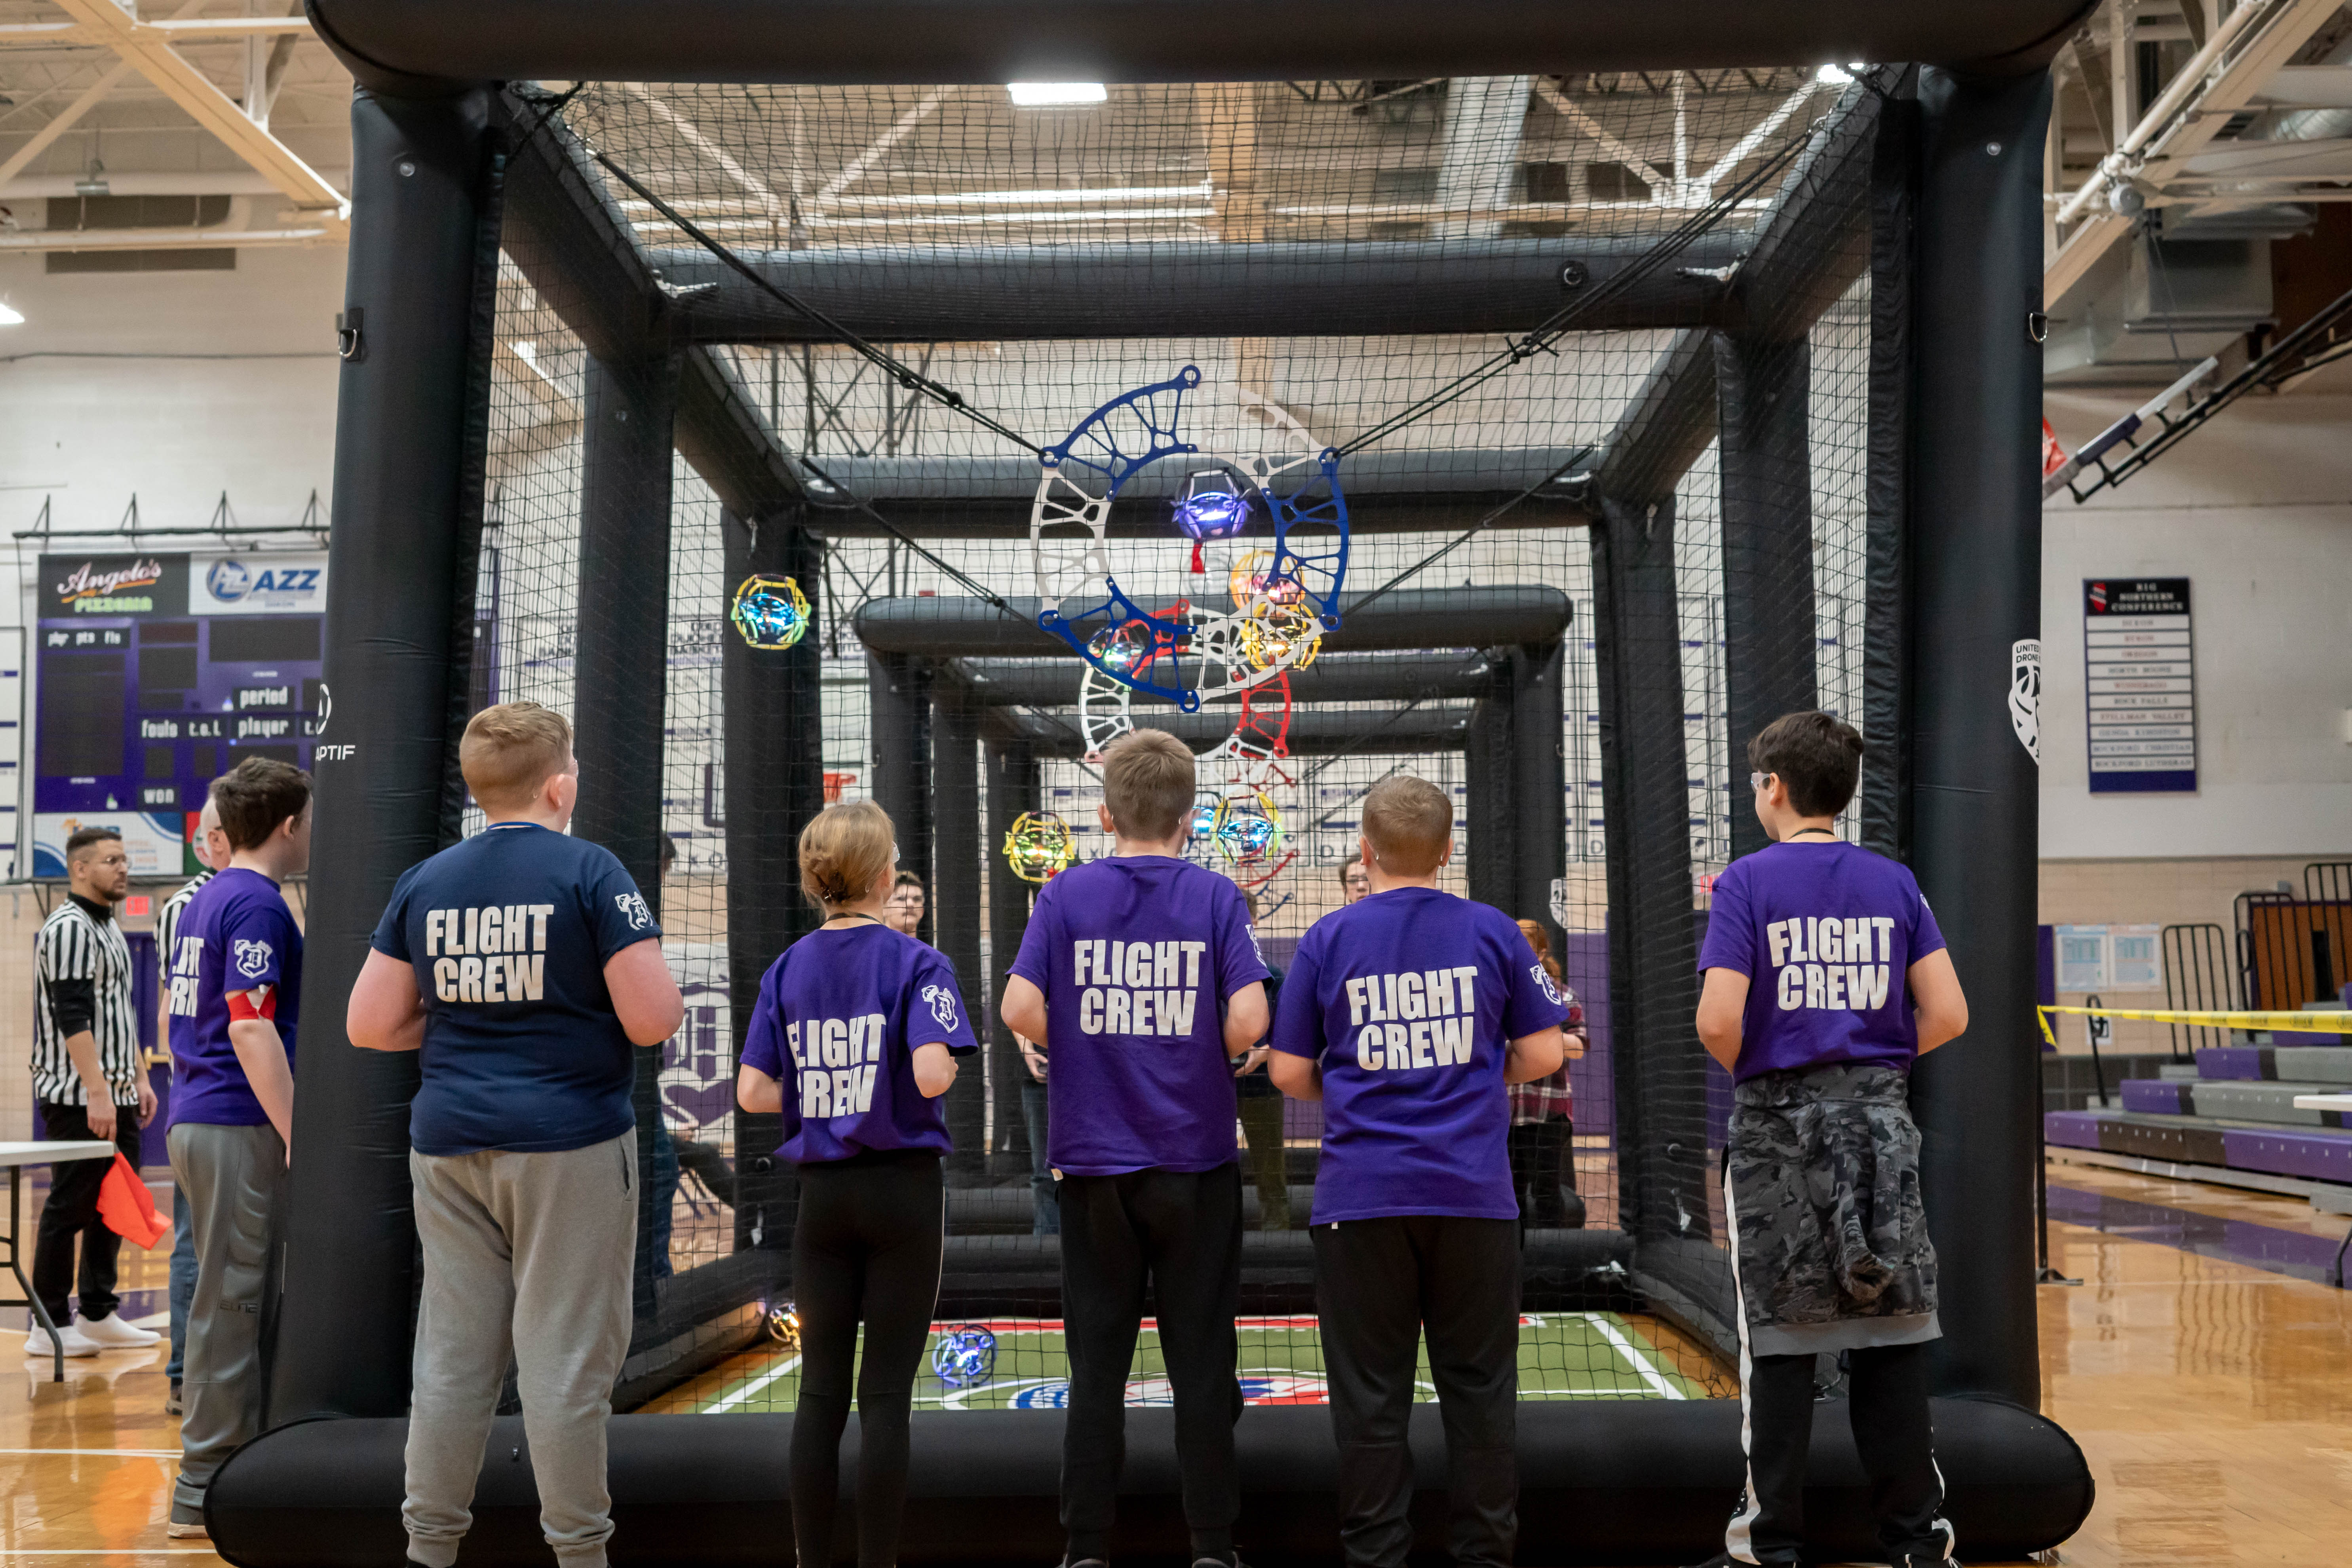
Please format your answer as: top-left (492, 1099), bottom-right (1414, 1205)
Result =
top-left (1031, 365), bottom-right (1349, 712)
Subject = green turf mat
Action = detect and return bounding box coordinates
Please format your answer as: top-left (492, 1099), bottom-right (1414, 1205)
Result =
top-left (686, 1313), bottom-right (1710, 1413)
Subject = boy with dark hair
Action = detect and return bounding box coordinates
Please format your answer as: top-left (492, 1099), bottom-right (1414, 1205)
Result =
top-left (166, 757), bottom-right (312, 1539)
top-left (1002, 728), bottom-right (1270, 1568)
top-left (1270, 774), bottom-right (1568, 1568)
top-left (1688, 711), bottom-right (1971, 1568)
top-left (348, 701), bottom-right (684, 1568)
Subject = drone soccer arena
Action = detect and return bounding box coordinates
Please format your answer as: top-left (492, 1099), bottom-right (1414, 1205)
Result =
top-left (210, 4), bottom-right (2094, 1562)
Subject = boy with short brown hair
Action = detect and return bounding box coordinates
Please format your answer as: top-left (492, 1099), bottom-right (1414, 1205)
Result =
top-left (1002, 728), bottom-right (1270, 1568)
top-left (1269, 774), bottom-right (1569, 1568)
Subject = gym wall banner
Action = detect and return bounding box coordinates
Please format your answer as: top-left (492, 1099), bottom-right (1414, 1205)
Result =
top-left (30, 551), bottom-right (327, 878)
top-left (2082, 577), bottom-right (2196, 794)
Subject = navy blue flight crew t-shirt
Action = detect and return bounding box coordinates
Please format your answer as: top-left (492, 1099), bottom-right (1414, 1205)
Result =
top-left (1270, 887), bottom-right (1570, 1224)
top-left (371, 820), bottom-right (663, 1156)
top-left (740, 922), bottom-right (981, 1163)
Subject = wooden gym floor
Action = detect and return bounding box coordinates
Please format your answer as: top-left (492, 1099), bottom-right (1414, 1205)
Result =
top-left (2, 1160), bottom-right (2345, 1566)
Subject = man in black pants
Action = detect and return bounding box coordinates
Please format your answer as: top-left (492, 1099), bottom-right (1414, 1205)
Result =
top-left (1003, 730), bottom-right (1270, 1568)
top-left (1269, 776), bottom-right (1567, 1568)
top-left (29, 826), bottom-right (158, 1359)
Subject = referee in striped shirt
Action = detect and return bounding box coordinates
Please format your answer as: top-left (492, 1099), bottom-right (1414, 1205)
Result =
top-left (29, 826), bottom-right (160, 1356)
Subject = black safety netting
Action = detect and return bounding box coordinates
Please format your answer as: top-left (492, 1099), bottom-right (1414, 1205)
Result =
top-left (470, 69), bottom-right (1896, 1416)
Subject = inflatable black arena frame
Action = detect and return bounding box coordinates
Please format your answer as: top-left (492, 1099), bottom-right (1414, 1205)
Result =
top-left (220, 3), bottom-right (2098, 1562)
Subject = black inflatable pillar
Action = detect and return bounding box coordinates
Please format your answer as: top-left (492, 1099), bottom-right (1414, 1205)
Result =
top-left (1462, 683), bottom-right (1512, 912)
top-left (1508, 639), bottom-right (1568, 948)
top-left (1716, 333), bottom-right (1818, 863)
top-left (867, 652), bottom-right (934, 943)
top-left (983, 737), bottom-right (1040, 1173)
top-left (570, 350), bottom-right (677, 1321)
top-left (930, 686), bottom-right (987, 1179)
top-left (276, 87), bottom-right (498, 1423)
top-left (1590, 497), bottom-right (1708, 1249)
top-left (1906, 67), bottom-right (2050, 1410)
top-left (722, 508), bottom-right (825, 1254)
top-left (1860, 91), bottom-right (1920, 862)
top-left (571, 354), bottom-right (677, 901)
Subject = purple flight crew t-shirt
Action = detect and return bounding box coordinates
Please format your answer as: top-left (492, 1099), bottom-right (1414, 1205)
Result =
top-left (1270, 887), bottom-right (1570, 1224)
top-left (1007, 855), bottom-right (1270, 1176)
top-left (1696, 840), bottom-right (1947, 1082)
top-left (166, 868), bottom-right (302, 1130)
top-left (741, 924), bottom-right (980, 1164)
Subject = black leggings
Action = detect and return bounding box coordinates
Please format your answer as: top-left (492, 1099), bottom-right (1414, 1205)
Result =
top-left (790, 1150), bottom-right (945, 1568)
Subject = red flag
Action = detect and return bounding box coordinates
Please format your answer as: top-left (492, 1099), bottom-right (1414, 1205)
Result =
top-left (97, 1152), bottom-right (169, 1250)
top-left (2041, 418), bottom-right (2069, 478)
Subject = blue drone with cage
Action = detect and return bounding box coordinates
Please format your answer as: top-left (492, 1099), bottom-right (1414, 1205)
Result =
top-left (931, 1324), bottom-right (998, 1389)
top-left (1030, 365), bottom-right (1349, 712)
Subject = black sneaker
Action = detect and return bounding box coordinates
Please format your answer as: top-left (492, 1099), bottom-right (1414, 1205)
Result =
top-left (164, 1379), bottom-right (182, 1416)
top-left (1192, 1557), bottom-right (1244, 1568)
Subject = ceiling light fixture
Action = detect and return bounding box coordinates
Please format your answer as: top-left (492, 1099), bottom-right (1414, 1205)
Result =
top-left (1815, 63), bottom-right (1863, 85)
top-left (75, 157), bottom-right (110, 197)
top-left (1007, 82), bottom-right (1107, 107)
top-left (0, 302), bottom-right (25, 327)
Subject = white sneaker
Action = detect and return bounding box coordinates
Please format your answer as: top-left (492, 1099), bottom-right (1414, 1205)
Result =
top-left (24, 1323), bottom-right (100, 1359)
top-left (75, 1313), bottom-right (160, 1349)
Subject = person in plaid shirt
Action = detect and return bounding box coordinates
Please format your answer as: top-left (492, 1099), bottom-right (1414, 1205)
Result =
top-left (1508, 919), bottom-right (1586, 1230)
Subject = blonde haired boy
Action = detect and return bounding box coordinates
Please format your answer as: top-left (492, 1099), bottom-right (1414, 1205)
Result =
top-left (348, 701), bottom-right (685, 1568)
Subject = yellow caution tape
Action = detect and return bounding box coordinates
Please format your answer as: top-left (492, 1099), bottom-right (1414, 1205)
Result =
top-left (2034, 1004), bottom-right (2352, 1047)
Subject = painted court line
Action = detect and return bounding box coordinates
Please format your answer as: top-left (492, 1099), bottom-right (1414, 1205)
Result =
top-left (705, 1354), bottom-right (802, 1412)
top-left (1580, 1313), bottom-right (1684, 1400)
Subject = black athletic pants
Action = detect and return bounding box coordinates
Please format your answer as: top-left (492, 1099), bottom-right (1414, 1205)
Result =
top-left (32, 1099), bottom-right (140, 1329)
top-left (1058, 1163), bottom-right (1243, 1563)
top-left (790, 1150), bottom-right (945, 1568)
top-left (1731, 1342), bottom-right (1949, 1566)
top-left (1313, 1215), bottom-right (1520, 1568)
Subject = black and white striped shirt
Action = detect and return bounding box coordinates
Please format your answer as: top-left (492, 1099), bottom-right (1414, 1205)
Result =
top-left (32, 894), bottom-right (141, 1107)
top-left (156, 870), bottom-right (214, 998)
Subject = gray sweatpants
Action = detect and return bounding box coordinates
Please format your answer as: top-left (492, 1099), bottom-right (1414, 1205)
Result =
top-left (169, 1121), bottom-right (285, 1519)
top-left (403, 1132), bottom-right (638, 1568)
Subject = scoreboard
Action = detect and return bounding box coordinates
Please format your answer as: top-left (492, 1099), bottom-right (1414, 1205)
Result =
top-left (31, 550), bottom-right (327, 879)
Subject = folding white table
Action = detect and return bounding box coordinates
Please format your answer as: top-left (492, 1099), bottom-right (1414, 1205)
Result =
top-left (0, 1140), bottom-right (124, 1381)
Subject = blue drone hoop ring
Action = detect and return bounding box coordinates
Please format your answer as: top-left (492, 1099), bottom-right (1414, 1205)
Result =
top-left (1032, 365), bottom-right (1349, 709)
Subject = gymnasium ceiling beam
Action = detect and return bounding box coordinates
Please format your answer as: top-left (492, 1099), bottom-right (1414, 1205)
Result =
top-left (496, 91), bottom-right (808, 515)
top-left (653, 235), bottom-right (1744, 343)
top-left (306, 0), bottom-right (2092, 96)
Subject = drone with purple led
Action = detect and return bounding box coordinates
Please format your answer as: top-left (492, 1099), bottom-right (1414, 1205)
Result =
top-left (1030, 365), bottom-right (1350, 712)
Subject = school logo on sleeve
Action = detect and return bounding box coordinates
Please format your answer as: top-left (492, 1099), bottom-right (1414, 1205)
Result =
top-left (1531, 963), bottom-right (1565, 1006)
top-left (921, 983), bottom-right (960, 1033)
top-left (616, 893), bottom-right (654, 931)
top-left (233, 939), bottom-right (274, 980)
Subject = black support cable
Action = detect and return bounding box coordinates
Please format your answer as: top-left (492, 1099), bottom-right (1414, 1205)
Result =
top-left (585, 147), bottom-right (1046, 458)
top-left (1339, 449), bottom-right (1592, 619)
top-left (794, 453), bottom-right (1022, 617)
